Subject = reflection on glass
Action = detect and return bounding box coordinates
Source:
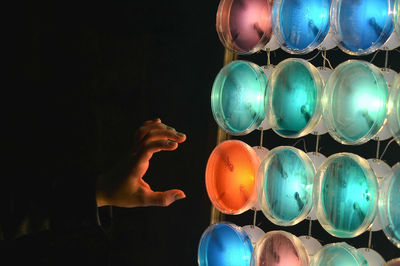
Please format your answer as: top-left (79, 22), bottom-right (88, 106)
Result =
top-left (206, 140), bottom-right (260, 214)
top-left (323, 60), bottom-right (388, 145)
top-left (311, 242), bottom-right (368, 266)
top-left (379, 163), bottom-right (400, 248)
top-left (267, 58), bottom-right (324, 138)
top-left (251, 230), bottom-right (309, 266)
top-left (395, 0), bottom-right (400, 37)
top-left (198, 222), bottom-right (253, 266)
top-left (217, 0), bottom-right (273, 54)
top-left (331, 0), bottom-right (394, 55)
top-left (257, 146), bottom-right (315, 226)
top-left (314, 153), bottom-right (378, 238)
top-left (273, 0), bottom-right (331, 53)
top-left (211, 60), bottom-right (267, 135)
top-left (388, 74), bottom-right (400, 145)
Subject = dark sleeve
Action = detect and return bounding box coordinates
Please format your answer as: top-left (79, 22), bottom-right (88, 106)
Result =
top-left (50, 171), bottom-right (101, 233)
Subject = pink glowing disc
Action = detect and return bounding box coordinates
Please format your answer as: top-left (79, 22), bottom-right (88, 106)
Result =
top-left (251, 230), bottom-right (309, 266)
top-left (216, 0), bottom-right (273, 54)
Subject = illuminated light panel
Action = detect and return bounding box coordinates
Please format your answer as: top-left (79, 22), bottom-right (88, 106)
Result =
top-left (257, 146), bottom-right (315, 226)
top-left (379, 163), bottom-right (400, 248)
top-left (267, 58), bottom-right (324, 138)
top-left (272, 0), bottom-right (331, 54)
top-left (314, 153), bottom-right (378, 238)
top-left (331, 0), bottom-right (395, 55)
top-left (198, 222), bottom-right (253, 266)
top-left (388, 74), bottom-right (400, 145)
top-left (211, 60), bottom-right (267, 135)
top-left (323, 60), bottom-right (388, 145)
top-left (311, 242), bottom-right (368, 266)
top-left (216, 0), bottom-right (273, 54)
top-left (251, 230), bottom-right (309, 266)
top-left (206, 140), bottom-right (260, 214)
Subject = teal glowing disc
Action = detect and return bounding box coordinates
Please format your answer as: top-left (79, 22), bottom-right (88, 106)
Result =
top-left (211, 60), bottom-right (267, 135)
top-left (388, 74), bottom-right (400, 145)
top-left (267, 58), bottom-right (324, 138)
top-left (257, 146), bottom-right (315, 226)
top-left (314, 153), bottom-right (378, 238)
top-left (311, 242), bottom-right (368, 266)
top-left (379, 163), bottom-right (400, 248)
top-left (323, 60), bottom-right (388, 145)
top-left (198, 222), bottom-right (253, 266)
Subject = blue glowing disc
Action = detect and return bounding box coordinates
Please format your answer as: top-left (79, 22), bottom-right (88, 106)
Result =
top-left (198, 222), bottom-right (253, 266)
top-left (272, 0), bottom-right (331, 54)
top-left (379, 163), bottom-right (400, 248)
top-left (257, 146), bottom-right (315, 226)
top-left (331, 0), bottom-right (395, 55)
top-left (211, 60), bottom-right (267, 135)
top-left (267, 58), bottom-right (324, 138)
top-left (314, 153), bottom-right (379, 238)
top-left (311, 242), bottom-right (368, 266)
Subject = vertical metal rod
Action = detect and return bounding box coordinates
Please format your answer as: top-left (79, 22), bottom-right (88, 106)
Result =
top-left (308, 219), bottom-right (312, 236)
top-left (253, 209), bottom-right (257, 227)
top-left (322, 49), bottom-right (327, 69)
top-left (376, 139), bottom-right (381, 159)
top-left (315, 134), bottom-right (320, 153)
top-left (384, 49), bottom-right (389, 70)
top-left (267, 49), bottom-right (271, 66)
top-left (259, 128), bottom-right (264, 148)
top-left (368, 230), bottom-right (373, 249)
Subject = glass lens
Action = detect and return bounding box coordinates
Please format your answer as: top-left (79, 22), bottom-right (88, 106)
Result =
top-left (257, 146), bottom-right (315, 226)
top-left (251, 230), bottom-right (309, 266)
top-left (311, 242), bottom-right (368, 266)
top-left (198, 222), bottom-right (253, 266)
top-left (211, 60), bottom-right (267, 135)
top-left (217, 0), bottom-right (273, 54)
top-left (314, 153), bottom-right (378, 238)
top-left (332, 0), bottom-right (394, 55)
top-left (323, 60), bottom-right (388, 145)
top-left (206, 140), bottom-right (260, 214)
top-left (379, 163), bottom-right (400, 248)
top-left (273, 0), bottom-right (331, 53)
top-left (267, 58), bottom-right (324, 138)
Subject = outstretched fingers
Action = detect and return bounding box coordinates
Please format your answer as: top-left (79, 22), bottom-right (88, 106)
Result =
top-left (137, 139), bottom-right (179, 163)
top-left (143, 189), bottom-right (186, 207)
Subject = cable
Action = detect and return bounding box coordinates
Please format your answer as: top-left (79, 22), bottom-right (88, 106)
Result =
top-left (380, 138), bottom-right (396, 160)
top-left (293, 138), bottom-right (308, 153)
top-left (306, 50), bottom-right (321, 62)
top-left (321, 52), bottom-right (334, 69)
top-left (369, 50), bottom-right (380, 63)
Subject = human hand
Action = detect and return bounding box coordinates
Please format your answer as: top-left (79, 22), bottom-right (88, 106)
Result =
top-left (96, 118), bottom-right (186, 207)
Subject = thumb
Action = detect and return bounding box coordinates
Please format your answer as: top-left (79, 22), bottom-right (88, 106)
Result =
top-left (144, 189), bottom-right (186, 207)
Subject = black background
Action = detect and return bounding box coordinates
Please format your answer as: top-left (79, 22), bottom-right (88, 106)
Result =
top-left (5, 1), bottom-right (400, 265)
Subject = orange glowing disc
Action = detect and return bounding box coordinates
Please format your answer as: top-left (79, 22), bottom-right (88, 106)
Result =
top-left (206, 140), bottom-right (260, 214)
